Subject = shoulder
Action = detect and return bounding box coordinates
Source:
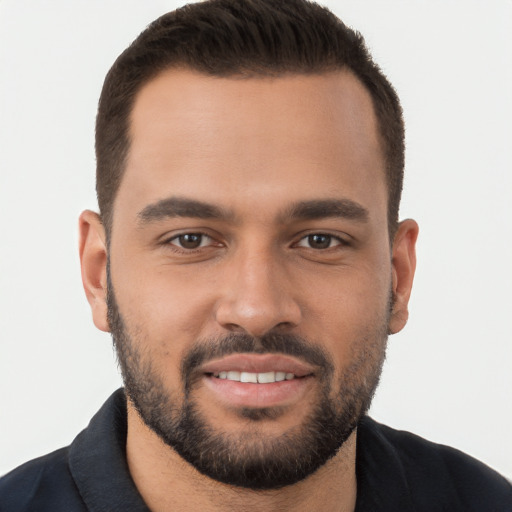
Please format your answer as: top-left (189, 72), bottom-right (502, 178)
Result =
top-left (0, 447), bottom-right (86, 512)
top-left (358, 416), bottom-right (512, 511)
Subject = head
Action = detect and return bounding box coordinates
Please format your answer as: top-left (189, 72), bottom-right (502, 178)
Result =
top-left (80, 0), bottom-right (417, 492)
top-left (95, 0), bottom-right (405, 241)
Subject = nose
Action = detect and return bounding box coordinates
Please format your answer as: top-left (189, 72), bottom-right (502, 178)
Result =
top-left (215, 247), bottom-right (302, 337)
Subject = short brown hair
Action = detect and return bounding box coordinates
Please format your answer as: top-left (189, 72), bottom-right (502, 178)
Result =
top-left (96, 0), bottom-right (404, 239)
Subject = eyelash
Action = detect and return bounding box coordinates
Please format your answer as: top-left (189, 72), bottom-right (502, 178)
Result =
top-left (294, 233), bottom-right (347, 250)
top-left (164, 231), bottom-right (349, 253)
top-left (165, 232), bottom-right (217, 252)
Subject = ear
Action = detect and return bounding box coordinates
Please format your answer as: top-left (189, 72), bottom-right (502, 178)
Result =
top-left (79, 210), bottom-right (110, 332)
top-left (388, 219), bottom-right (419, 334)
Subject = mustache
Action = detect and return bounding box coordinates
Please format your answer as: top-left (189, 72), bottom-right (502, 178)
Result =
top-left (181, 332), bottom-right (334, 385)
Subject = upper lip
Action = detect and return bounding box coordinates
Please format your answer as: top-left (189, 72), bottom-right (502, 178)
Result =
top-left (200, 353), bottom-right (316, 377)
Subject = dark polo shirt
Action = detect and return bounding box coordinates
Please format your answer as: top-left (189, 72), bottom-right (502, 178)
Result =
top-left (1, 389), bottom-right (511, 511)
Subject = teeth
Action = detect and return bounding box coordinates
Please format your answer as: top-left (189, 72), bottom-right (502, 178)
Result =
top-left (213, 371), bottom-right (297, 383)
top-left (240, 372), bottom-right (258, 383)
top-left (257, 371), bottom-right (275, 384)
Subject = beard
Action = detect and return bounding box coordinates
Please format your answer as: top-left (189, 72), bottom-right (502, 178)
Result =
top-left (107, 270), bottom-right (389, 490)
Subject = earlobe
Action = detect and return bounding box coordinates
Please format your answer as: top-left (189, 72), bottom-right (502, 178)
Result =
top-left (388, 219), bottom-right (419, 335)
top-left (79, 210), bottom-right (110, 332)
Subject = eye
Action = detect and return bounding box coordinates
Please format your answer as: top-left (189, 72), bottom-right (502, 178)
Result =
top-left (296, 233), bottom-right (343, 250)
top-left (168, 233), bottom-right (213, 250)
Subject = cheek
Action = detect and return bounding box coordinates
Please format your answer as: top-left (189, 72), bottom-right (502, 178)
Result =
top-left (302, 262), bottom-right (392, 357)
top-left (111, 263), bottom-right (219, 372)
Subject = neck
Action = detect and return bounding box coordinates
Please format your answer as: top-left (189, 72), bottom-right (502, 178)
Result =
top-left (126, 403), bottom-right (358, 512)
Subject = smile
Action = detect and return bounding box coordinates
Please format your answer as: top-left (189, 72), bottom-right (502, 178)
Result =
top-left (213, 371), bottom-right (297, 383)
top-left (200, 354), bottom-right (315, 408)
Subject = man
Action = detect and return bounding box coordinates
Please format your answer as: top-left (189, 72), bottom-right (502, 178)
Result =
top-left (1, 0), bottom-right (510, 510)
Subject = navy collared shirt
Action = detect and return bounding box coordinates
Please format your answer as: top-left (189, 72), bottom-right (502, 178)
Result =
top-left (1, 389), bottom-right (511, 511)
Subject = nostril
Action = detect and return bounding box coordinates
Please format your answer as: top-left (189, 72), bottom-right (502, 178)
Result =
top-left (214, 290), bottom-right (302, 337)
top-left (275, 321), bottom-right (296, 331)
top-left (223, 322), bottom-right (246, 333)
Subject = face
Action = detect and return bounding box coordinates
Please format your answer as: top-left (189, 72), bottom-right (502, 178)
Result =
top-left (81, 69), bottom-right (417, 489)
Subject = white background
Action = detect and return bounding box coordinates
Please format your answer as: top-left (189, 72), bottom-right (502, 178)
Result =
top-left (1, 1), bottom-right (511, 480)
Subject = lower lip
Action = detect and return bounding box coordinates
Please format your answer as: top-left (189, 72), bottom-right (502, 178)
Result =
top-left (202, 375), bottom-right (313, 408)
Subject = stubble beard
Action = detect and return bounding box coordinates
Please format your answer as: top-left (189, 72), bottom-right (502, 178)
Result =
top-left (107, 271), bottom-right (389, 490)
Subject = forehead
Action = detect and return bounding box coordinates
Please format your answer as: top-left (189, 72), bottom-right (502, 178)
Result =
top-left (116, 68), bottom-right (386, 223)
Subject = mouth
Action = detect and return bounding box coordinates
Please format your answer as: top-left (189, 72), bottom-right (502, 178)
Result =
top-left (210, 370), bottom-right (299, 383)
top-left (199, 353), bottom-right (316, 409)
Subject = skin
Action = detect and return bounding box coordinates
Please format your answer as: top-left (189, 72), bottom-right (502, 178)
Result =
top-left (79, 69), bottom-right (418, 511)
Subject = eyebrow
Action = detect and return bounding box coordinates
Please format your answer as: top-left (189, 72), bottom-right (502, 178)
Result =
top-left (137, 196), bottom-right (369, 226)
top-left (281, 199), bottom-right (369, 223)
top-left (137, 197), bottom-right (234, 225)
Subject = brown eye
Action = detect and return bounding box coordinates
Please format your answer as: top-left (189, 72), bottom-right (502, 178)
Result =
top-left (170, 233), bottom-right (210, 249)
top-left (296, 234), bottom-right (342, 250)
top-left (308, 234), bottom-right (331, 249)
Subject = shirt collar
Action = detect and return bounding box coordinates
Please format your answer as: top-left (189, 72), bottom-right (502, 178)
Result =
top-left (69, 389), bottom-right (150, 512)
top-left (355, 416), bottom-right (415, 511)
